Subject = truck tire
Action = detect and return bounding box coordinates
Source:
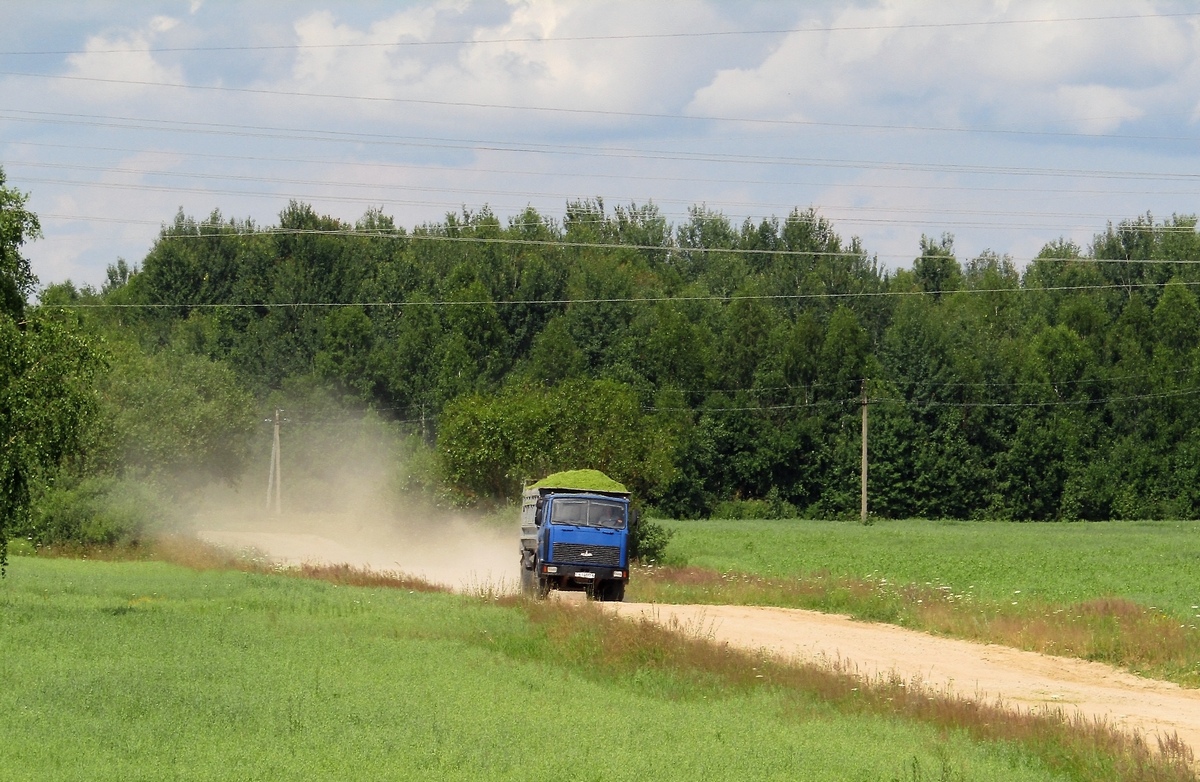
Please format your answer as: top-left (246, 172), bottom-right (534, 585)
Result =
top-left (519, 565), bottom-right (536, 596)
top-left (597, 580), bottom-right (625, 602)
top-left (536, 575), bottom-right (552, 599)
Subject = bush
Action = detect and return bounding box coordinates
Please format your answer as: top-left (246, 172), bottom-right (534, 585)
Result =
top-left (711, 489), bottom-right (799, 520)
top-left (23, 476), bottom-right (173, 546)
top-left (630, 516), bottom-right (674, 563)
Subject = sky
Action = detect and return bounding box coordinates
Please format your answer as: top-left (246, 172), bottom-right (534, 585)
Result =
top-left (3, 0), bottom-right (1200, 289)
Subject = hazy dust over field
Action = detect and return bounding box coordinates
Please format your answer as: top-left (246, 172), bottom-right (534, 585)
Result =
top-left (189, 422), bottom-right (519, 593)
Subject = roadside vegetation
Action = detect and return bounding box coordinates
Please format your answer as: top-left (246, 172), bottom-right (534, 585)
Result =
top-left (633, 518), bottom-right (1200, 685)
top-left (3, 552), bottom-right (1194, 782)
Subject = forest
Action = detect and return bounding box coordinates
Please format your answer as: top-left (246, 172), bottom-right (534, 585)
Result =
top-left (5, 163), bottom-right (1200, 555)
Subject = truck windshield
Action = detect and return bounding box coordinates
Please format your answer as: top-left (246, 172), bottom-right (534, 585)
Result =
top-left (550, 498), bottom-right (626, 529)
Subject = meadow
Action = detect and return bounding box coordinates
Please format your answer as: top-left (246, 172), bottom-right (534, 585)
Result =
top-left (634, 518), bottom-right (1200, 685)
top-left (1, 554), bottom-right (1182, 782)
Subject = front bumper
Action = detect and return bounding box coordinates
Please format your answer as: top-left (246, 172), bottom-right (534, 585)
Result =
top-left (539, 563), bottom-right (628, 582)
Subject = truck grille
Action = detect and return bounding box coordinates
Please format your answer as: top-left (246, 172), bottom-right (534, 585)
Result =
top-left (552, 543), bottom-right (620, 567)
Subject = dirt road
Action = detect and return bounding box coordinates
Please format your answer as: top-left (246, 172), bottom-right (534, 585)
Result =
top-left (608, 602), bottom-right (1200, 754)
top-left (193, 526), bottom-right (1200, 755)
top-left (195, 518), bottom-right (517, 593)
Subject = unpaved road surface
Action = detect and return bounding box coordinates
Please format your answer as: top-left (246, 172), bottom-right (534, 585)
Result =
top-left (193, 527), bottom-right (1200, 755)
top-left (196, 521), bottom-right (517, 593)
top-left (608, 602), bottom-right (1200, 754)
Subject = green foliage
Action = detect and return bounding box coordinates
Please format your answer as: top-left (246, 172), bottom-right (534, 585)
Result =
top-left (438, 378), bottom-right (678, 501)
top-left (90, 335), bottom-right (256, 488)
top-left (631, 516), bottom-right (676, 563)
top-left (0, 168), bottom-right (40, 318)
top-left (0, 300), bottom-right (101, 568)
top-left (0, 170), bottom-right (102, 565)
top-left (28, 192), bottom-right (1200, 523)
top-left (913, 233), bottom-right (962, 296)
top-left (21, 475), bottom-right (172, 546)
top-left (712, 490), bottom-right (798, 520)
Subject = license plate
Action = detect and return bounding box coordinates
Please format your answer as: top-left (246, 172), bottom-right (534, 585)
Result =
top-left (574, 571), bottom-right (595, 580)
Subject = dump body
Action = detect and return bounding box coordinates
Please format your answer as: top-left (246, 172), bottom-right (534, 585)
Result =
top-left (519, 478), bottom-right (632, 602)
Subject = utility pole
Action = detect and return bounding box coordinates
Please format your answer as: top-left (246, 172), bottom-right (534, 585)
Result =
top-left (860, 379), bottom-right (869, 525)
top-left (265, 409), bottom-right (282, 515)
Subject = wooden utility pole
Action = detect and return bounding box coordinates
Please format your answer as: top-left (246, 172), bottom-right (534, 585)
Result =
top-left (860, 379), bottom-right (869, 524)
top-left (265, 409), bottom-right (282, 514)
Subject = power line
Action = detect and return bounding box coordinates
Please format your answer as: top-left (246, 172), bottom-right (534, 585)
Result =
top-left (11, 160), bottom-right (1198, 225)
top-left (11, 138), bottom-right (1200, 200)
top-left (41, 279), bottom-right (1200, 311)
top-left (672, 367), bottom-right (1200, 397)
top-left (30, 216), bottom-right (1200, 261)
top-left (116, 223), bottom-right (1200, 246)
top-left (652, 383), bottom-right (1200, 414)
top-left (15, 175), bottom-right (1198, 234)
top-left (7, 109), bottom-right (1200, 181)
top-left (3, 12), bottom-right (1196, 55)
top-left (18, 163), bottom-right (1200, 226)
top-left (3, 70), bottom-right (1197, 143)
top-left (651, 386), bottom-right (1200, 414)
top-left (872, 386), bottom-right (1200, 409)
top-left (17, 169), bottom-right (1198, 233)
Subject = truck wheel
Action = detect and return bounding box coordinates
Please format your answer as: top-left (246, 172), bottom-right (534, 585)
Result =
top-left (596, 580), bottom-right (625, 602)
top-left (519, 565), bottom-right (536, 596)
top-left (536, 576), bottom-right (552, 599)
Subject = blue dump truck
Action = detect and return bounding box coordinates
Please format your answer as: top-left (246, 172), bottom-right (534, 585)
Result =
top-left (519, 470), bottom-right (634, 602)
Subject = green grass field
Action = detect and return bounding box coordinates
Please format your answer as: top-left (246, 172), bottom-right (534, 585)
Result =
top-left (0, 556), bottom-right (1082, 782)
top-left (655, 518), bottom-right (1200, 618)
top-left (634, 518), bottom-right (1200, 686)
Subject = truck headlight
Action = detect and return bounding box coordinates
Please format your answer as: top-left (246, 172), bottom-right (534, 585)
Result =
top-left (613, 570), bottom-right (623, 578)
top-left (542, 565), bottom-right (558, 574)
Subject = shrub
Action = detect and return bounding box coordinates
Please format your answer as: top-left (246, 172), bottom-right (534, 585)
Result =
top-left (631, 516), bottom-right (674, 563)
top-left (711, 489), bottom-right (799, 520)
top-left (23, 476), bottom-right (172, 546)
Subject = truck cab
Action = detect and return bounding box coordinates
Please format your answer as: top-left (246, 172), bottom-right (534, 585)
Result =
top-left (519, 476), bottom-right (632, 602)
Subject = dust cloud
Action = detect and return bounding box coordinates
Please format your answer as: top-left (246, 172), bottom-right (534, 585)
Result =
top-left (186, 420), bottom-right (519, 594)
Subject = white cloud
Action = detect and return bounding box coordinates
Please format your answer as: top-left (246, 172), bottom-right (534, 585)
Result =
top-left (687, 1), bottom-right (1200, 133)
top-left (60, 17), bottom-right (186, 102)
top-left (1051, 85), bottom-right (1144, 133)
top-left (275, 1), bottom-right (739, 133)
top-left (149, 16), bottom-right (179, 34)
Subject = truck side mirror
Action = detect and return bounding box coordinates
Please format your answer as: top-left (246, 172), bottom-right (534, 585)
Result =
top-left (535, 498), bottom-right (545, 526)
top-left (630, 509), bottom-right (640, 530)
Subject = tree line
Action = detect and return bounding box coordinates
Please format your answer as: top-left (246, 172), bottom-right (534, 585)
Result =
top-left (6, 171), bottom-right (1200, 555)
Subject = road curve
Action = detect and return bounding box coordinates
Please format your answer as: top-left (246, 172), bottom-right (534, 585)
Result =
top-left (607, 601), bottom-right (1200, 755)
